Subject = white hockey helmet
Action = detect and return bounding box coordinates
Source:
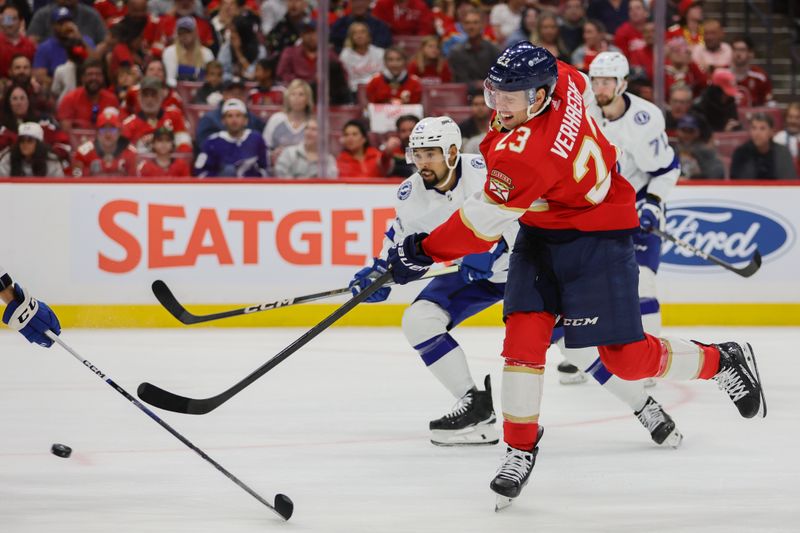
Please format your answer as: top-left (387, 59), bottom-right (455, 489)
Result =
top-left (406, 116), bottom-right (462, 170)
top-left (589, 51), bottom-right (629, 96)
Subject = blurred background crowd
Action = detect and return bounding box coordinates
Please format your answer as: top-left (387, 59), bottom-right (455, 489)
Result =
top-left (0, 0), bottom-right (797, 179)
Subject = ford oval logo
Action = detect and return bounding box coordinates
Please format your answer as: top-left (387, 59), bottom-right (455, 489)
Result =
top-left (661, 201), bottom-right (794, 269)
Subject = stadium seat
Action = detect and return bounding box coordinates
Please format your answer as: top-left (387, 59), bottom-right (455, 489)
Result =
top-left (393, 35), bottom-right (427, 58)
top-left (422, 84), bottom-right (469, 112)
top-left (429, 106), bottom-right (472, 124)
top-left (175, 81), bottom-right (204, 105)
top-left (329, 105), bottom-right (366, 132)
top-left (712, 131), bottom-right (749, 158)
top-left (738, 106), bottom-right (785, 131)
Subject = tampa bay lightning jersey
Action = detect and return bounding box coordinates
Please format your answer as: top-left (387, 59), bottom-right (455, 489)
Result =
top-left (381, 153), bottom-right (517, 283)
top-left (588, 92), bottom-right (680, 200)
top-left (195, 130), bottom-right (270, 178)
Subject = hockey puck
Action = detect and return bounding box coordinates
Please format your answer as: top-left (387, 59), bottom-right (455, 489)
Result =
top-left (51, 443), bottom-right (72, 458)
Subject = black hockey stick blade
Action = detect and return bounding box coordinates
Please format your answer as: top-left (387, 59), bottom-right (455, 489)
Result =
top-left (735, 249), bottom-right (762, 278)
top-left (139, 270), bottom-right (395, 414)
top-left (274, 494), bottom-right (294, 520)
top-left (651, 228), bottom-right (762, 278)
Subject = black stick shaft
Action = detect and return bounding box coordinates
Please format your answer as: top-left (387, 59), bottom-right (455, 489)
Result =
top-left (651, 227), bottom-right (761, 277)
top-left (46, 332), bottom-right (293, 520)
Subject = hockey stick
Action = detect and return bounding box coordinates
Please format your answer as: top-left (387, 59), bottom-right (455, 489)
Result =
top-left (138, 270), bottom-right (394, 415)
top-left (651, 227), bottom-right (762, 278)
top-left (45, 331), bottom-right (293, 520)
top-left (153, 265), bottom-right (459, 325)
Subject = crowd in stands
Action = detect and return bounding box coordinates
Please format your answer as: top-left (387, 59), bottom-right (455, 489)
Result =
top-left (0, 0), bottom-right (797, 179)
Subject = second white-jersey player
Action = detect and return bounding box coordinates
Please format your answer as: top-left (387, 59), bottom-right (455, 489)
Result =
top-left (349, 116), bottom-right (517, 446)
top-left (552, 51), bottom-right (684, 447)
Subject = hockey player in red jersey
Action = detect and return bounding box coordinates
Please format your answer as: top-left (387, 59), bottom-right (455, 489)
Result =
top-left (385, 42), bottom-right (767, 509)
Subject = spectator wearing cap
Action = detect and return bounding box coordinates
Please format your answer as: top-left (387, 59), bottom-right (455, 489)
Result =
top-left (56, 58), bottom-right (119, 132)
top-left (157, 0), bottom-right (217, 54)
top-left (773, 103), bottom-right (800, 177)
top-left (31, 7), bottom-right (95, 87)
top-left (447, 10), bottom-right (500, 87)
top-left (694, 68), bottom-right (740, 132)
top-left (0, 121), bottom-right (64, 177)
top-left (0, 5), bottom-right (36, 78)
top-left (195, 98), bottom-right (269, 177)
top-left (276, 21), bottom-right (339, 85)
top-left (339, 22), bottom-right (386, 94)
top-left (121, 76), bottom-right (192, 154)
top-left (664, 37), bottom-right (707, 98)
top-left (265, 0), bottom-right (310, 61)
top-left (613, 0), bottom-right (647, 59)
top-left (274, 118), bottom-right (338, 178)
top-left (672, 113), bottom-right (724, 179)
top-left (730, 36), bottom-right (773, 107)
top-left (372, 0), bottom-right (434, 37)
top-left (586, 0), bottom-right (629, 37)
top-left (366, 46), bottom-right (423, 104)
top-left (27, 0), bottom-right (106, 45)
top-left (330, 0), bottom-right (392, 53)
top-left (125, 59), bottom-right (185, 114)
top-left (262, 78), bottom-right (314, 163)
top-left (218, 14), bottom-right (265, 80)
top-left (730, 113), bottom-right (797, 180)
top-left (336, 119), bottom-right (385, 178)
top-left (559, 0), bottom-right (588, 55)
top-left (196, 77), bottom-right (266, 148)
top-left (72, 108), bottom-right (138, 176)
top-left (162, 16), bottom-right (214, 87)
top-left (690, 19), bottom-right (731, 74)
top-left (137, 126), bottom-right (192, 177)
top-left (666, 0), bottom-right (704, 50)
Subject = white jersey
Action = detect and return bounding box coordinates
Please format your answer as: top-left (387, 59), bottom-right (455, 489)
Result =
top-left (381, 153), bottom-right (516, 284)
top-left (588, 92), bottom-right (680, 200)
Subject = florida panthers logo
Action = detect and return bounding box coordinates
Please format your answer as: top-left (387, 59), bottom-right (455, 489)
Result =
top-left (488, 169), bottom-right (514, 202)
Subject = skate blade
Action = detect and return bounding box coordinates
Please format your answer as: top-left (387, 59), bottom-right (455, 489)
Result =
top-left (742, 342), bottom-right (767, 418)
top-left (431, 425), bottom-right (499, 446)
top-left (558, 372), bottom-right (588, 385)
top-left (495, 495), bottom-right (513, 512)
top-left (661, 429), bottom-right (683, 449)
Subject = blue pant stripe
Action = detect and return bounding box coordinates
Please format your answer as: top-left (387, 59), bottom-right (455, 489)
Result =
top-left (415, 333), bottom-right (459, 366)
top-left (586, 357), bottom-right (613, 385)
top-left (640, 297), bottom-right (660, 316)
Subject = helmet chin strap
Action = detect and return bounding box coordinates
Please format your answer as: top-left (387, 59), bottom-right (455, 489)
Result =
top-left (527, 96), bottom-right (552, 120)
top-left (436, 152), bottom-right (461, 191)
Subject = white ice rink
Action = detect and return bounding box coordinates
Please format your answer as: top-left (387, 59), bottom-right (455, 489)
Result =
top-left (0, 326), bottom-right (797, 533)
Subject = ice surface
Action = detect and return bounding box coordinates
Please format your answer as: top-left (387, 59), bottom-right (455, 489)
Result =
top-left (1, 327), bottom-right (797, 532)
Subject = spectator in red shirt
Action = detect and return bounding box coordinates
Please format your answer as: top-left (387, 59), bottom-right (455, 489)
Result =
top-left (613, 0), bottom-right (648, 59)
top-left (248, 59), bottom-right (284, 105)
top-left (0, 5), bottom-right (36, 78)
top-left (56, 58), bottom-right (119, 132)
top-left (408, 36), bottom-right (451, 84)
top-left (665, 37), bottom-right (707, 97)
top-left (365, 46), bottom-right (423, 104)
top-left (121, 76), bottom-right (192, 154)
top-left (372, 0), bottom-right (434, 36)
top-left (730, 36), bottom-right (773, 107)
top-left (72, 107), bottom-right (138, 176)
top-left (277, 21), bottom-right (339, 85)
top-left (125, 58), bottom-right (185, 113)
top-left (137, 126), bottom-right (192, 177)
top-left (628, 20), bottom-right (654, 80)
top-left (336, 119), bottom-right (385, 178)
top-left (666, 0), bottom-right (703, 50)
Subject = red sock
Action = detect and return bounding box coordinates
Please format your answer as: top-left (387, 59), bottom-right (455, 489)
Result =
top-left (696, 342), bottom-right (721, 379)
top-left (504, 421), bottom-right (539, 451)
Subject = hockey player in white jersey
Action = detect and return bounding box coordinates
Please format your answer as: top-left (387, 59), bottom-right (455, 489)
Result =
top-left (349, 116), bottom-right (515, 446)
top-left (553, 51), bottom-right (684, 447)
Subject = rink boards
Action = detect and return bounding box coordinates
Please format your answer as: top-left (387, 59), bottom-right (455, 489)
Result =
top-left (1, 179), bottom-right (798, 326)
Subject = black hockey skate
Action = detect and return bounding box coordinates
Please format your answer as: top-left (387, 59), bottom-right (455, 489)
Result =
top-left (430, 375), bottom-right (498, 446)
top-left (491, 426), bottom-right (544, 511)
top-left (635, 396), bottom-right (683, 448)
top-left (713, 342), bottom-right (766, 418)
top-left (557, 361), bottom-right (588, 385)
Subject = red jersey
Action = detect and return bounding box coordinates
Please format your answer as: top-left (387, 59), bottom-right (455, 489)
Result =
top-left (125, 84), bottom-right (185, 114)
top-left (628, 45), bottom-right (653, 80)
top-left (665, 61), bottom-right (707, 97)
top-left (56, 88), bottom-right (120, 129)
top-left (248, 87), bottom-right (285, 105)
top-left (407, 60), bottom-right (452, 83)
top-left (121, 108), bottom-right (193, 152)
top-left (137, 157), bottom-right (192, 177)
top-left (422, 62), bottom-right (639, 262)
top-left (365, 72), bottom-right (423, 104)
top-left (0, 34), bottom-right (37, 77)
top-left (666, 24), bottom-right (703, 48)
top-left (613, 22), bottom-right (645, 58)
top-left (372, 0), bottom-right (435, 36)
top-left (734, 67), bottom-right (772, 107)
top-left (73, 139), bottom-right (138, 177)
top-left (94, 0), bottom-right (126, 25)
top-left (336, 147), bottom-right (385, 178)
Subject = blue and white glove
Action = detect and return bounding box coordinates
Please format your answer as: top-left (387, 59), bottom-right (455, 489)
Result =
top-left (387, 233), bottom-right (433, 285)
top-left (639, 194), bottom-right (665, 233)
top-left (459, 239), bottom-right (508, 283)
top-left (3, 284), bottom-right (61, 347)
top-left (349, 258), bottom-right (391, 303)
